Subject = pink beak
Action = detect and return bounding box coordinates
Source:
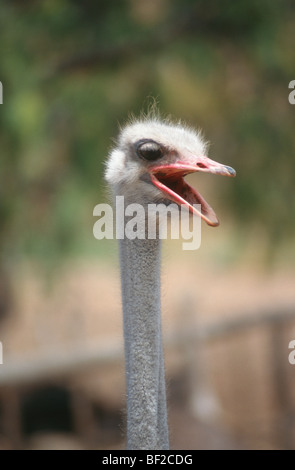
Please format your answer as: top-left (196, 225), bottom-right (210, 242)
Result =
top-left (149, 155), bottom-right (236, 226)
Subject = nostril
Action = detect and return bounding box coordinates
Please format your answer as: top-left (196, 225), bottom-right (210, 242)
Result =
top-left (196, 163), bottom-right (206, 169)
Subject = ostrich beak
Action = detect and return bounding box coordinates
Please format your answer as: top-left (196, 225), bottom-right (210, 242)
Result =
top-left (149, 155), bottom-right (236, 226)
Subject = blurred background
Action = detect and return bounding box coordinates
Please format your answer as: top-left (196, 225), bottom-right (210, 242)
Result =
top-left (0, 0), bottom-right (295, 450)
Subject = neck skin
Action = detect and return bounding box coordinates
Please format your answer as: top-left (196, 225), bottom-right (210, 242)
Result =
top-left (119, 234), bottom-right (169, 450)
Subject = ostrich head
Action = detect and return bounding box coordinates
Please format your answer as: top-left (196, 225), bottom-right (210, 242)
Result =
top-left (105, 117), bottom-right (236, 226)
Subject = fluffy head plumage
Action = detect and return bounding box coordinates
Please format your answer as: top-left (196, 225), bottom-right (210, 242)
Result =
top-left (105, 116), bottom-right (235, 226)
top-left (105, 117), bottom-right (206, 190)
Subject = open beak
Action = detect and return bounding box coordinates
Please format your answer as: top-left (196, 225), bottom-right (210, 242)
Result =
top-left (149, 155), bottom-right (236, 226)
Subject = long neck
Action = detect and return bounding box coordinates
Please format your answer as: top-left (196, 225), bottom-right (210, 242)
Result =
top-left (119, 236), bottom-right (169, 450)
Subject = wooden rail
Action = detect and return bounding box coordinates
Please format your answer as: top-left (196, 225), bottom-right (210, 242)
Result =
top-left (0, 304), bottom-right (294, 387)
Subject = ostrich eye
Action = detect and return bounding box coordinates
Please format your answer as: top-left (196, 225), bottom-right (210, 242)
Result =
top-left (136, 140), bottom-right (163, 161)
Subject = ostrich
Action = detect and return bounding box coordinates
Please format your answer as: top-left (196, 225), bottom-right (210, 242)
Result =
top-left (105, 116), bottom-right (235, 450)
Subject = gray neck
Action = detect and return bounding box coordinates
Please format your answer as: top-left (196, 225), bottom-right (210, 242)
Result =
top-left (119, 235), bottom-right (169, 450)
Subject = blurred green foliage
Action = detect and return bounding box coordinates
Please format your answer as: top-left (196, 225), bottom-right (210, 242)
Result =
top-left (0, 0), bottom-right (294, 265)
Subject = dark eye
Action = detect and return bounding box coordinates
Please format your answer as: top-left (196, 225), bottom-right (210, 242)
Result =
top-left (136, 140), bottom-right (163, 161)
